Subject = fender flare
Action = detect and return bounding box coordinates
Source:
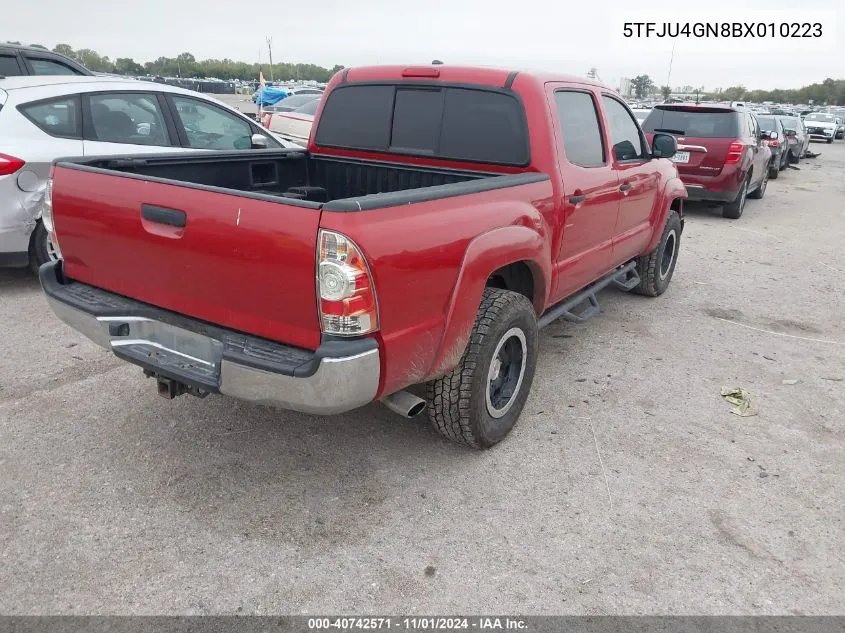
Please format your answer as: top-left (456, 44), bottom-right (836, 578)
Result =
top-left (426, 225), bottom-right (551, 379)
top-left (645, 176), bottom-right (687, 253)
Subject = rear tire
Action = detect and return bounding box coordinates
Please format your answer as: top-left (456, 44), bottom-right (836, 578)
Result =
top-left (633, 210), bottom-right (681, 297)
top-left (768, 162), bottom-right (779, 179)
top-left (748, 167), bottom-right (768, 200)
top-left (722, 177), bottom-right (749, 219)
top-left (426, 288), bottom-right (538, 449)
top-left (28, 222), bottom-right (58, 274)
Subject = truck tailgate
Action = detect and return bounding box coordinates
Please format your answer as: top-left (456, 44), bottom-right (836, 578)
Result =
top-left (51, 166), bottom-right (322, 350)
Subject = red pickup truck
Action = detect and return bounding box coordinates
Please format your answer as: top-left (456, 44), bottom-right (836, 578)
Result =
top-left (40, 65), bottom-right (687, 448)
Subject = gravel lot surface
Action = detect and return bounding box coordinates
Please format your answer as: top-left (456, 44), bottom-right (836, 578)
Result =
top-left (1, 140), bottom-right (843, 615)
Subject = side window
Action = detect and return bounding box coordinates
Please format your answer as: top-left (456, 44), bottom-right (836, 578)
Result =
top-left (601, 96), bottom-right (645, 161)
top-left (171, 96), bottom-right (257, 150)
top-left (27, 57), bottom-right (82, 75)
top-left (0, 54), bottom-right (24, 76)
top-left (88, 93), bottom-right (170, 145)
top-left (553, 91), bottom-right (605, 167)
top-left (20, 96), bottom-right (80, 137)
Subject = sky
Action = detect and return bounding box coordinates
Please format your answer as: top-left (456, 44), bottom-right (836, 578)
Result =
top-left (4, 0), bottom-right (842, 91)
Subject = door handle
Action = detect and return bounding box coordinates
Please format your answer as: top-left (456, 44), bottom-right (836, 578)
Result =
top-left (141, 204), bottom-right (187, 228)
top-left (568, 194), bottom-right (586, 204)
top-left (619, 183), bottom-right (632, 192)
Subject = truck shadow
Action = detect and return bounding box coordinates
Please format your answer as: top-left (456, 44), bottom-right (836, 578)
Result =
top-left (119, 390), bottom-right (477, 551)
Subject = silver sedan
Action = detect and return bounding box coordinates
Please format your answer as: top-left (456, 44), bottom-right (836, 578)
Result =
top-left (0, 76), bottom-right (293, 271)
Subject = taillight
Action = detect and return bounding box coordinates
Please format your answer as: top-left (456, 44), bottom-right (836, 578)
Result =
top-left (0, 153), bottom-right (25, 176)
top-left (725, 141), bottom-right (744, 164)
top-left (317, 230), bottom-right (379, 336)
top-left (43, 178), bottom-right (54, 232)
top-left (766, 139), bottom-right (780, 148)
top-left (262, 112), bottom-right (272, 128)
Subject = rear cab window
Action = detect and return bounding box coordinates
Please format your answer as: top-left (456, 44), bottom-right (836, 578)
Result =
top-left (314, 84), bottom-right (529, 166)
top-left (642, 107), bottom-right (740, 138)
top-left (19, 96), bottom-right (82, 137)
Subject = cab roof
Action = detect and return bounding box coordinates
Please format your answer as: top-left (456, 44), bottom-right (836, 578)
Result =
top-left (340, 65), bottom-right (611, 91)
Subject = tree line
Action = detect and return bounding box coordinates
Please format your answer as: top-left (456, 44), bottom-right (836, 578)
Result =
top-left (628, 73), bottom-right (845, 106)
top-left (6, 42), bottom-right (343, 82)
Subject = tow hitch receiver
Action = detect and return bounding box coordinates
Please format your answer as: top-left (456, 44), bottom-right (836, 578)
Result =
top-left (143, 369), bottom-right (210, 400)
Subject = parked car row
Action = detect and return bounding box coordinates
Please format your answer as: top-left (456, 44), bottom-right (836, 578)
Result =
top-left (0, 76), bottom-right (297, 271)
top-left (641, 103), bottom-right (816, 219)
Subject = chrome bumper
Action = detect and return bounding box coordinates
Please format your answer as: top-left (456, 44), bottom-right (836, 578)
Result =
top-left (42, 268), bottom-right (380, 416)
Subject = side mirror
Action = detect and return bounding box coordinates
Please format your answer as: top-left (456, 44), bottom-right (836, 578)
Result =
top-left (251, 133), bottom-right (268, 149)
top-left (783, 129), bottom-right (796, 137)
top-left (768, 131), bottom-right (778, 140)
top-left (651, 133), bottom-right (677, 159)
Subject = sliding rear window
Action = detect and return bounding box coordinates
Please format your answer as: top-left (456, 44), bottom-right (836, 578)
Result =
top-left (642, 107), bottom-right (739, 138)
top-left (314, 84), bottom-right (529, 166)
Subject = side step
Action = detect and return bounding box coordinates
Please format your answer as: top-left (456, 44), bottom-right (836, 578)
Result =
top-left (537, 261), bottom-right (640, 329)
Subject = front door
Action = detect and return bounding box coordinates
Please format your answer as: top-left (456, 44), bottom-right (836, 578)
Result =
top-left (599, 94), bottom-right (660, 263)
top-left (550, 88), bottom-right (621, 301)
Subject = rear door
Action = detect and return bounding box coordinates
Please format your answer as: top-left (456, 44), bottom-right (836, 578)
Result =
top-left (82, 91), bottom-right (186, 156)
top-left (642, 106), bottom-right (740, 177)
top-left (550, 87), bottom-right (620, 300)
top-left (599, 94), bottom-right (660, 262)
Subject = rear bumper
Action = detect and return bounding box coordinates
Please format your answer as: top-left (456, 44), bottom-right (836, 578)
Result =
top-left (682, 184), bottom-right (738, 203)
top-left (40, 261), bottom-right (380, 415)
top-left (679, 165), bottom-right (743, 204)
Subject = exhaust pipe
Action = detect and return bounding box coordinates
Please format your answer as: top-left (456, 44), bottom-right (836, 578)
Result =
top-left (381, 390), bottom-right (426, 418)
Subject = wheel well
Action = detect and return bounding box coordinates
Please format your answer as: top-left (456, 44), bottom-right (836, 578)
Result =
top-left (486, 261), bottom-right (535, 304)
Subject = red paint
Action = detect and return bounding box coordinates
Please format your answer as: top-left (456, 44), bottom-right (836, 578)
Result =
top-left (51, 65), bottom-right (687, 402)
top-left (54, 168), bottom-right (323, 350)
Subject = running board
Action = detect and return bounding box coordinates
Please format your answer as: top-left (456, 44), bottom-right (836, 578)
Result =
top-left (537, 261), bottom-right (640, 328)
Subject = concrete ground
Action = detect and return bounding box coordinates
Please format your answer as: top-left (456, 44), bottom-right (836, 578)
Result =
top-left (0, 142), bottom-right (843, 615)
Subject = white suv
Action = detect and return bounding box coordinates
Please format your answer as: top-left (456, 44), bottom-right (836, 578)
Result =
top-left (1, 76), bottom-right (292, 271)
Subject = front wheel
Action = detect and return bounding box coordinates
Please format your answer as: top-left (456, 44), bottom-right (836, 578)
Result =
top-left (633, 210), bottom-right (682, 297)
top-left (426, 288), bottom-right (538, 449)
top-left (827, 138), bottom-right (834, 144)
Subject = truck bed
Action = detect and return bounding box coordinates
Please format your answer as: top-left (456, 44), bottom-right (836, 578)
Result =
top-left (60, 149), bottom-right (499, 206)
top-left (49, 150), bottom-right (547, 350)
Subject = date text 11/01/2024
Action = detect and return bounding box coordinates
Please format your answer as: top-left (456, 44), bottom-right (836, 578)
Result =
top-left (307, 617), bottom-right (528, 630)
top-left (623, 22), bottom-right (822, 38)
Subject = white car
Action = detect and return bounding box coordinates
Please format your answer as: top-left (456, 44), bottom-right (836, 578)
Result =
top-left (803, 112), bottom-right (838, 143)
top-left (264, 98), bottom-right (320, 146)
top-left (0, 76), bottom-right (295, 271)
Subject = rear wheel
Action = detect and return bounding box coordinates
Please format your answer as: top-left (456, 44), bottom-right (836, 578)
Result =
top-left (722, 177), bottom-right (749, 219)
top-left (748, 167), bottom-right (768, 200)
top-left (426, 288), bottom-right (538, 449)
top-left (768, 160), bottom-right (780, 179)
top-left (28, 222), bottom-right (60, 274)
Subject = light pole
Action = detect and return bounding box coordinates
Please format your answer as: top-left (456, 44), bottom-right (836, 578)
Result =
top-left (666, 43), bottom-right (675, 92)
top-left (266, 36), bottom-right (274, 82)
